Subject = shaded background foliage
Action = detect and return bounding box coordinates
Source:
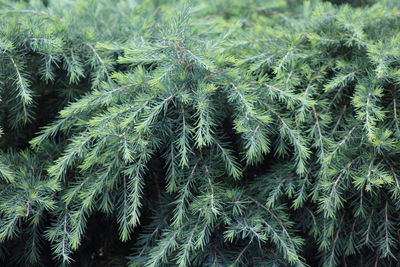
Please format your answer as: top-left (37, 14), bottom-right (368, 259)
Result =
top-left (1, 0), bottom-right (400, 266)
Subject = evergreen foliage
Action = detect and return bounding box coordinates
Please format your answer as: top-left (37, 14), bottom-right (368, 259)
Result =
top-left (1, 0), bottom-right (400, 266)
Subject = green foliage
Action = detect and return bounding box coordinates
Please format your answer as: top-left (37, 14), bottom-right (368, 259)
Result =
top-left (1, 0), bottom-right (400, 266)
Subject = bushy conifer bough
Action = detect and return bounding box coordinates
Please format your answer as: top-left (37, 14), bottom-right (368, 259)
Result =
top-left (1, 0), bottom-right (400, 266)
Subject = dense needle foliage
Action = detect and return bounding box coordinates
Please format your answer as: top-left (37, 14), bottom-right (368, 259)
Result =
top-left (1, 0), bottom-right (400, 266)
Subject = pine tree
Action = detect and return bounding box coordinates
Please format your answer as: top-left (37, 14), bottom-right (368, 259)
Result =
top-left (1, 0), bottom-right (400, 266)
